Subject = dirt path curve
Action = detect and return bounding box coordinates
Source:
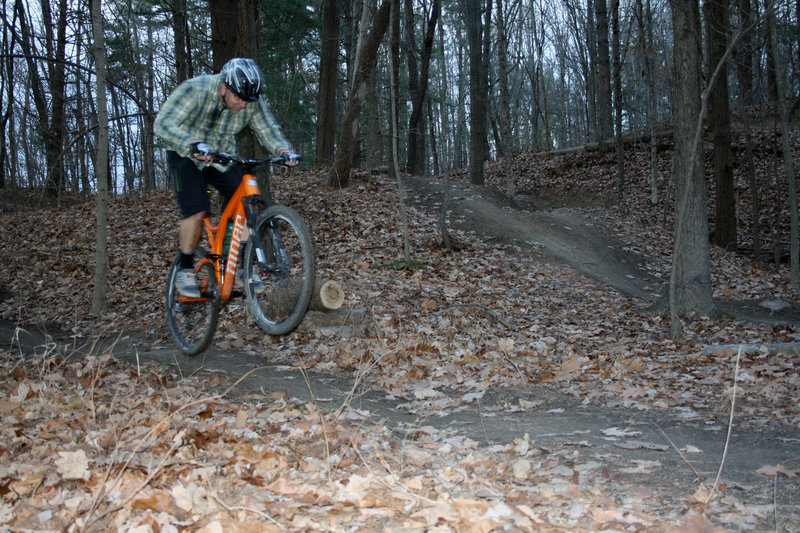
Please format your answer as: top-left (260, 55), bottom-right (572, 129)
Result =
top-left (403, 175), bottom-right (664, 301)
top-left (404, 175), bottom-right (800, 326)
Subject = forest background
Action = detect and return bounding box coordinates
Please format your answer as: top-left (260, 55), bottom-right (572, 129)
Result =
top-left (1, 0), bottom-right (800, 530)
top-left (3, 0), bottom-right (800, 334)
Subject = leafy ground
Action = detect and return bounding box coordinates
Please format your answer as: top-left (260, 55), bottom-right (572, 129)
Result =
top-left (1, 130), bottom-right (800, 531)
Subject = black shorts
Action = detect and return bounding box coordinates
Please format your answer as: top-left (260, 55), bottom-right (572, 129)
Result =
top-left (167, 150), bottom-right (244, 218)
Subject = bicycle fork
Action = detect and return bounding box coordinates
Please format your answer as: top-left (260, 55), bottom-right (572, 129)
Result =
top-left (243, 197), bottom-right (289, 278)
top-left (243, 197), bottom-right (273, 275)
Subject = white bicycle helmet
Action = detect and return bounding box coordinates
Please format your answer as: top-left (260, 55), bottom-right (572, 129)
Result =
top-left (220, 58), bottom-right (263, 102)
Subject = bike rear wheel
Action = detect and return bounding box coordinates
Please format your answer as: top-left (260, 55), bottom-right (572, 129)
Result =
top-left (244, 205), bottom-right (315, 335)
top-left (165, 252), bottom-right (219, 355)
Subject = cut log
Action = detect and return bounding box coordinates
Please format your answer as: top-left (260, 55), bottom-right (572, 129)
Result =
top-left (312, 279), bottom-right (345, 311)
top-left (265, 278), bottom-right (345, 314)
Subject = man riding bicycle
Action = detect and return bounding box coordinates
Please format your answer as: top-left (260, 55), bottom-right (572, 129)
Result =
top-left (154, 57), bottom-right (300, 298)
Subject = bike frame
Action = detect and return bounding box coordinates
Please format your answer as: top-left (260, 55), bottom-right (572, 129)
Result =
top-left (167, 151), bottom-right (310, 355)
top-left (195, 171), bottom-right (269, 303)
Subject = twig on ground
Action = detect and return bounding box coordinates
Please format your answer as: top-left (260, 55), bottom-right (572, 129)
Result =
top-left (298, 365), bottom-right (318, 411)
top-left (705, 345), bottom-right (743, 506)
top-left (773, 475), bottom-right (779, 532)
top-left (348, 434), bottom-right (438, 505)
top-left (170, 349), bottom-right (184, 379)
top-left (652, 422), bottom-right (705, 483)
top-left (11, 326), bottom-right (27, 357)
top-left (187, 352), bottom-right (211, 378)
top-left (298, 366), bottom-right (334, 484)
top-left (333, 350), bottom-right (387, 423)
top-left (503, 353), bottom-right (527, 383)
top-left (477, 397), bottom-right (492, 446)
top-left (211, 492), bottom-right (285, 529)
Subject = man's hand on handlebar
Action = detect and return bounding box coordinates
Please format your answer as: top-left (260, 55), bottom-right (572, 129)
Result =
top-left (190, 141), bottom-right (214, 163)
top-left (280, 150), bottom-right (301, 167)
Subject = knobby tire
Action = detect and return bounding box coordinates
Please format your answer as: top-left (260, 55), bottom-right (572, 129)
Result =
top-left (165, 251), bottom-right (219, 355)
top-left (244, 206), bottom-right (315, 335)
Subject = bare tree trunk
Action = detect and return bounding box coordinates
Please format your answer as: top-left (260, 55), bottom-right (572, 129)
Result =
top-left (645, 0), bottom-right (658, 204)
top-left (406, 0), bottom-right (440, 176)
top-left (586, 0), bottom-right (597, 141)
top-left (16, 0), bottom-right (68, 201)
top-left (329, 0), bottom-right (392, 188)
top-left (366, 58), bottom-right (381, 170)
top-left (91, 0), bottom-right (109, 314)
top-left (766, 0), bottom-right (799, 287)
top-left (436, 11), bottom-right (453, 250)
top-left (388, 0), bottom-right (400, 177)
top-left (142, 9), bottom-right (156, 190)
top-left (50, 0), bottom-right (68, 203)
top-left (363, 0), bottom-right (381, 171)
top-left (4, 76), bottom-right (17, 204)
top-left (531, 7), bottom-right (551, 149)
top-left (403, 0), bottom-right (420, 173)
top-left (481, 1), bottom-right (491, 157)
top-left (19, 89), bottom-right (36, 188)
top-left (611, 0), bottom-right (625, 208)
top-left (668, 0), bottom-right (715, 338)
top-left (735, 0), bottom-right (758, 258)
top-left (740, 100), bottom-right (760, 263)
top-left (316, 0), bottom-right (340, 167)
top-left (428, 98), bottom-right (438, 175)
top-left (455, 29), bottom-right (467, 167)
top-left (464, 0), bottom-right (487, 185)
top-left (72, 20), bottom-right (90, 195)
top-left (0, 0), bottom-right (14, 192)
top-left (735, 0), bottom-right (754, 108)
top-left (209, 0), bottom-right (238, 71)
top-left (594, 0), bottom-right (613, 143)
top-left (735, 11), bottom-right (760, 262)
top-left (496, 0), bottom-right (515, 199)
top-left (171, 0), bottom-right (190, 83)
top-left (705, 0), bottom-right (736, 250)
top-left (437, 23), bottom-right (449, 172)
top-left (237, 0), bottom-right (262, 161)
top-left (389, 0), bottom-right (411, 261)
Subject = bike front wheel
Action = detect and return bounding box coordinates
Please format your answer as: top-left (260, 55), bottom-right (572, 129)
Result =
top-left (244, 205), bottom-right (315, 335)
top-left (165, 252), bottom-right (219, 355)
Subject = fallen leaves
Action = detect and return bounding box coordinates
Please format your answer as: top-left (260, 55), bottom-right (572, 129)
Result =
top-left (56, 450), bottom-right (91, 480)
top-left (0, 344), bottom-right (713, 532)
top-left (2, 138), bottom-right (800, 530)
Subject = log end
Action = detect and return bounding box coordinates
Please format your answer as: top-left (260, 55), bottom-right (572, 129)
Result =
top-left (319, 280), bottom-right (345, 310)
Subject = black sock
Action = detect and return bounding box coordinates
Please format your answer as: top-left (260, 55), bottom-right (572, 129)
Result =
top-left (180, 252), bottom-right (195, 270)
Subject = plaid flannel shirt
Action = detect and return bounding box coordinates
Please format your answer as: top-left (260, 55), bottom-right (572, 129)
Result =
top-left (154, 73), bottom-right (291, 169)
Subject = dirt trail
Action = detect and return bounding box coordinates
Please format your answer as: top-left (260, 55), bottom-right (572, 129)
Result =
top-left (404, 175), bottom-right (664, 301)
top-left (3, 321), bottom-right (799, 530)
top-left (404, 175), bottom-right (800, 326)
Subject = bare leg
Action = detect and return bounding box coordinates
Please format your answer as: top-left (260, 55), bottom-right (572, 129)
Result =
top-left (179, 211), bottom-right (206, 254)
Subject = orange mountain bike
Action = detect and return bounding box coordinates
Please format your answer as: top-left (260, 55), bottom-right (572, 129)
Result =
top-left (165, 152), bottom-right (315, 355)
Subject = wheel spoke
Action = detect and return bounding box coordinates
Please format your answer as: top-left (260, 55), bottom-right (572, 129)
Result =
top-left (244, 206), bottom-right (315, 335)
top-left (165, 255), bottom-right (219, 355)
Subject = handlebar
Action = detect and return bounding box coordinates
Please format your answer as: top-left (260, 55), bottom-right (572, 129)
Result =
top-left (211, 151), bottom-right (300, 169)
